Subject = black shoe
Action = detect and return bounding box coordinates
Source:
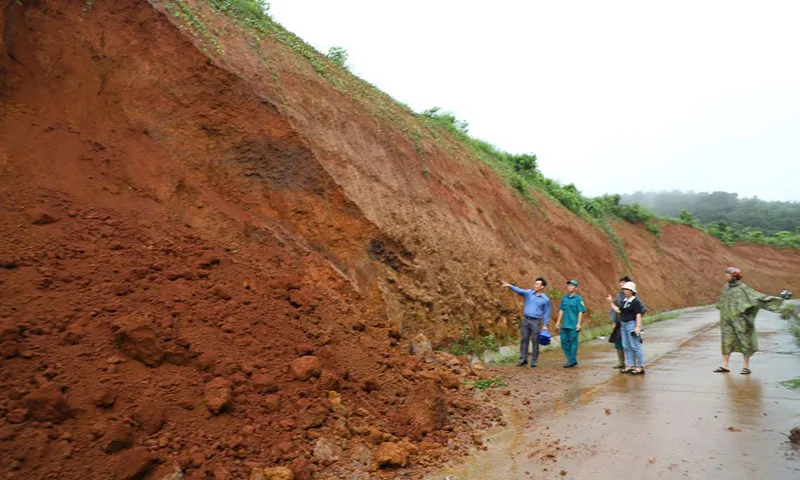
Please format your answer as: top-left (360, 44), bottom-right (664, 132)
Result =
top-left (517, 360), bottom-right (527, 367)
top-left (530, 363), bottom-right (537, 368)
top-left (563, 362), bottom-right (577, 368)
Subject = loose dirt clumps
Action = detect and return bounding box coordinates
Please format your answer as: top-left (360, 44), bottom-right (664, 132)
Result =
top-left (203, 377), bottom-right (233, 414)
top-left (790, 427), bottom-right (800, 446)
top-left (113, 448), bottom-right (157, 480)
top-left (22, 383), bottom-right (72, 423)
top-left (375, 442), bottom-right (410, 468)
top-left (290, 356), bottom-right (322, 381)
top-left (1, 1), bottom-right (800, 480)
top-left (114, 321), bottom-right (165, 367)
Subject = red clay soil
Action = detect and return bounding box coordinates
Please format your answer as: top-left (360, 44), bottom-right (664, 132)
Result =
top-left (1, 1), bottom-right (799, 480)
top-left (155, 1), bottom-right (800, 335)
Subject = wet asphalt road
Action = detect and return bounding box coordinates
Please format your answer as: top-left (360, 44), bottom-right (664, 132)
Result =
top-left (431, 306), bottom-right (800, 480)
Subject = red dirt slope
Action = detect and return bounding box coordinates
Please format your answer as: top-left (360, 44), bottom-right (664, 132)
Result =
top-left (155, 1), bottom-right (800, 334)
top-left (1, 1), bottom-right (799, 480)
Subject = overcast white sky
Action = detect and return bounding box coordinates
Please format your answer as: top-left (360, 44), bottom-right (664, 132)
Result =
top-left (269, 1), bottom-right (800, 201)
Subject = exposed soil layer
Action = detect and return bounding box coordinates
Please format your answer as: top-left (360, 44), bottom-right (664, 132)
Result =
top-left (1, 1), bottom-right (800, 479)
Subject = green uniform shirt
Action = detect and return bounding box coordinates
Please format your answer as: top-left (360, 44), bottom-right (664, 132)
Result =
top-left (560, 293), bottom-right (587, 329)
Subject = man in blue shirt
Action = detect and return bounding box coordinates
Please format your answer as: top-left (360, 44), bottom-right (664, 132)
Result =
top-left (556, 280), bottom-right (587, 368)
top-left (501, 277), bottom-right (551, 368)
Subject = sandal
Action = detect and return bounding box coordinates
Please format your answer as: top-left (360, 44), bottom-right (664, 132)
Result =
top-left (630, 367), bottom-right (645, 375)
top-left (740, 368), bottom-right (751, 375)
top-left (620, 367), bottom-right (633, 374)
top-left (713, 366), bottom-right (730, 373)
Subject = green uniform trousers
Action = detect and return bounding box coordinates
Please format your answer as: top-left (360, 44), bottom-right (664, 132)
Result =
top-left (560, 328), bottom-right (579, 364)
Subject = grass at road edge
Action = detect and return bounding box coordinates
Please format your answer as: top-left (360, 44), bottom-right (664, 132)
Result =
top-left (465, 377), bottom-right (506, 391)
top-left (780, 378), bottom-right (800, 390)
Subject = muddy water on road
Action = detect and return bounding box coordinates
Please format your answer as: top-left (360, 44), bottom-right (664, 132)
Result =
top-left (430, 307), bottom-right (800, 479)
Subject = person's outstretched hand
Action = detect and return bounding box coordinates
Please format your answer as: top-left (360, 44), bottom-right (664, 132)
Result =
top-left (501, 281), bottom-right (511, 288)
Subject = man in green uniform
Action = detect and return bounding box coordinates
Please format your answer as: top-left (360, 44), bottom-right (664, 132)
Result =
top-left (556, 280), bottom-right (586, 368)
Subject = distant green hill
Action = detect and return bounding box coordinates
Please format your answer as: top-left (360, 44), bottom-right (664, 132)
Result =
top-left (622, 191), bottom-right (800, 236)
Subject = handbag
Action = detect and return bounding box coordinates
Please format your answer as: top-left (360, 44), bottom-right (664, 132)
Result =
top-left (608, 323), bottom-right (621, 344)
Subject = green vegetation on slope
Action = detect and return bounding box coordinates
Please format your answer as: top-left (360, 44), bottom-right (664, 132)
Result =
top-left (157, 1), bottom-right (797, 251)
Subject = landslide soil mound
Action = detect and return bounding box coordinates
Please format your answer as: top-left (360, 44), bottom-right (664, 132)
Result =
top-left (0, 2), bottom-right (497, 479)
top-left (2, 2), bottom-right (800, 480)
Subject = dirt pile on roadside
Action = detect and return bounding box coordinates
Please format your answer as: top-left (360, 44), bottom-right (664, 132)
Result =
top-left (0, 194), bottom-right (500, 478)
top-left (790, 427), bottom-right (800, 446)
top-left (0, 2), bottom-right (502, 478)
top-left (2, 1), bottom-right (800, 479)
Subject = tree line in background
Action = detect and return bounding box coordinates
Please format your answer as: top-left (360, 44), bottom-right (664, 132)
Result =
top-left (421, 109), bottom-right (800, 249)
top-left (622, 191), bottom-right (800, 248)
top-left (622, 191), bottom-right (800, 234)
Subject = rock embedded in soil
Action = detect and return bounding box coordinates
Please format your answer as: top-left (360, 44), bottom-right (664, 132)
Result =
top-left (115, 323), bottom-right (164, 367)
top-left (198, 255), bottom-right (221, 269)
top-left (0, 258), bottom-right (18, 269)
top-left (374, 442), bottom-right (409, 468)
top-left (23, 383), bottom-right (72, 423)
top-left (6, 408), bottom-right (29, 424)
top-left (406, 379), bottom-right (448, 437)
top-left (319, 369), bottom-right (341, 391)
top-left (0, 340), bottom-right (19, 358)
top-left (132, 403), bottom-right (167, 434)
top-left (101, 423), bottom-right (135, 453)
top-left (298, 406), bottom-right (328, 430)
top-left (94, 388), bottom-right (118, 409)
top-left (263, 394), bottom-right (281, 413)
top-left (28, 210), bottom-right (59, 225)
top-left (251, 373), bottom-right (278, 393)
top-left (361, 377), bottom-right (380, 392)
top-left (163, 346), bottom-right (192, 366)
top-left (438, 371), bottom-right (460, 389)
top-left (327, 390), bottom-right (349, 416)
top-left (410, 333), bottom-right (434, 362)
top-left (262, 466), bottom-right (294, 480)
top-left (113, 447), bottom-right (157, 480)
top-left (312, 436), bottom-right (343, 464)
top-left (194, 352), bottom-right (217, 372)
top-left (203, 377), bottom-right (232, 414)
top-left (156, 465), bottom-right (184, 480)
top-left (290, 356), bottom-right (321, 381)
top-left (211, 466), bottom-right (232, 480)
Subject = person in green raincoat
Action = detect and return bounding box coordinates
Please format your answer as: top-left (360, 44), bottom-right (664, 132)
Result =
top-left (714, 267), bottom-right (783, 375)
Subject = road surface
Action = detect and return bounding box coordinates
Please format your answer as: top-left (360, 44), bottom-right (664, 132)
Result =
top-left (430, 305), bottom-right (800, 479)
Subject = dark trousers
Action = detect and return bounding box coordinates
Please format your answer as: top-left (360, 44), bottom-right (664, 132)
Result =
top-left (519, 316), bottom-right (543, 364)
top-left (560, 328), bottom-right (579, 364)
